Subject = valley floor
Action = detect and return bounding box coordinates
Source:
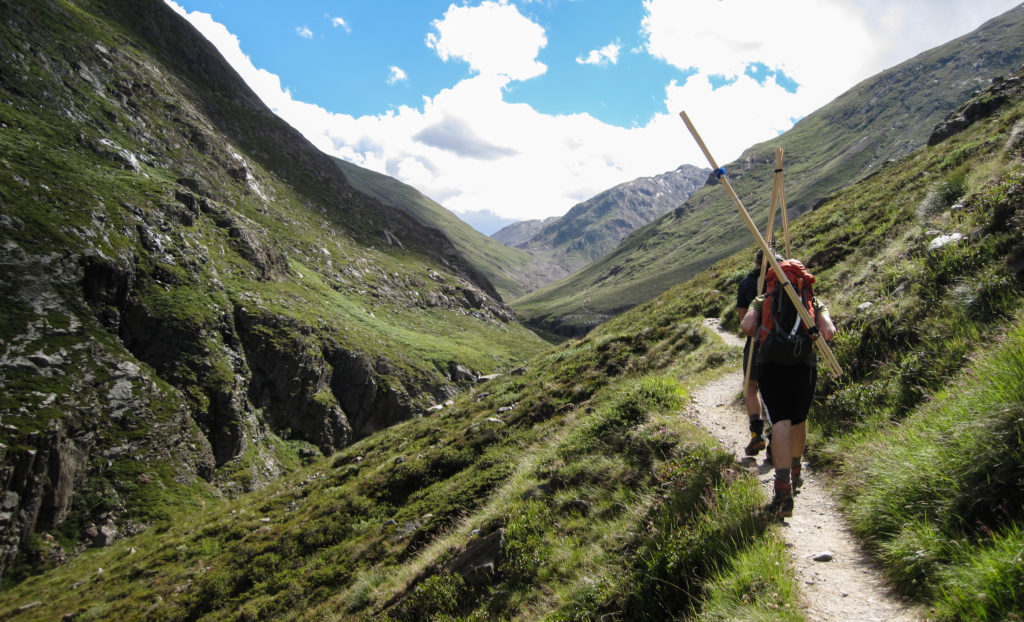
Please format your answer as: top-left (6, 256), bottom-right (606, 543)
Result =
top-left (693, 319), bottom-right (926, 622)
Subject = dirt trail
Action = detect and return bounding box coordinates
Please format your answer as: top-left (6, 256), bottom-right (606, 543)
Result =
top-left (689, 319), bottom-right (925, 622)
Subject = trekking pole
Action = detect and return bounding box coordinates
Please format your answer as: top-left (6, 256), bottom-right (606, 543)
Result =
top-left (679, 111), bottom-right (843, 377)
top-left (743, 146), bottom-right (785, 396)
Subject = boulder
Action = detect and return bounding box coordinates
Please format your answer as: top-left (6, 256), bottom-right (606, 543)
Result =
top-left (438, 528), bottom-right (506, 587)
top-left (448, 362), bottom-right (478, 383)
top-left (83, 520), bottom-right (118, 547)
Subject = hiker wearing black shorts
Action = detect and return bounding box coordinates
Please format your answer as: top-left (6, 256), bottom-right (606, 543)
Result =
top-left (740, 259), bottom-right (835, 518)
top-left (736, 250), bottom-right (766, 455)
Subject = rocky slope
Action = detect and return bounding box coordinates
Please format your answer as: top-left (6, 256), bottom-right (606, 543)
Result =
top-left (489, 165), bottom-right (709, 290)
top-left (490, 217), bottom-right (555, 247)
top-left (518, 164), bottom-right (709, 261)
top-left (0, 0), bottom-right (545, 579)
top-left (512, 4), bottom-right (1024, 336)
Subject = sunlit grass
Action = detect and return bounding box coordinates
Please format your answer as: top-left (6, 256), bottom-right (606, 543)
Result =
top-left (832, 317), bottom-right (1024, 620)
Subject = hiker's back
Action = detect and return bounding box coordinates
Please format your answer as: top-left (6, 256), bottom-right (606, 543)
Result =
top-left (757, 260), bottom-right (817, 367)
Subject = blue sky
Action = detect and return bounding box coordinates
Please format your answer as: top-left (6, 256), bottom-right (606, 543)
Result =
top-left (168, 0), bottom-right (1021, 234)
top-left (174, 1), bottom-right (684, 127)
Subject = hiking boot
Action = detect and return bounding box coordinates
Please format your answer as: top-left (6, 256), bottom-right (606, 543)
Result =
top-left (768, 482), bottom-right (794, 518)
top-left (765, 442), bottom-right (772, 463)
top-left (744, 433), bottom-right (767, 456)
top-left (792, 468), bottom-right (803, 492)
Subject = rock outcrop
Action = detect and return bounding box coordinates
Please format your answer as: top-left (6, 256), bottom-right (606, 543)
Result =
top-left (929, 71), bottom-right (1024, 145)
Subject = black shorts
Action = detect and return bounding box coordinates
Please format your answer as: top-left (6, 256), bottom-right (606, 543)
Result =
top-left (756, 363), bottom-right (817, 425)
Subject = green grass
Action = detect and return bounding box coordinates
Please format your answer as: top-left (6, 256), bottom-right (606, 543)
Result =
top-left (0, 306), bottom-right (796, 621)
top-left (697, 533), bottom-right (805, 622)
top-left (827, 318), bottom-right (1024, 620)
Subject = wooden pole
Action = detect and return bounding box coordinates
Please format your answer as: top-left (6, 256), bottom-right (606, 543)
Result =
top-left (764, 148), bottom-right (782, 262)
top-left (743, 146), bottom-right (785, 397)
top-left (780, 164), bottom-right (792, 259)
top-left (679, 111), bottom-right (843, 377)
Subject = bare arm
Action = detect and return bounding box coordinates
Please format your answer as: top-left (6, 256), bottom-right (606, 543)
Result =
top-left (816, 308), bottom-right (836, 341)
top-left (741, 308), bottom-right (759, 337)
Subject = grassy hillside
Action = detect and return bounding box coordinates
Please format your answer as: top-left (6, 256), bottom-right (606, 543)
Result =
top-left (0, 284), bottom-right (793, 621)
top-left (332, 158), bottom-right (541, 301)
top-left (3, 63), bottom-right (1023, 621)
top-left (512, 4), bottom-right (1024, 336)
top-left (0, 0), bottom-right (547, 578)
top-left (333, 160), bottom-right (707, 303)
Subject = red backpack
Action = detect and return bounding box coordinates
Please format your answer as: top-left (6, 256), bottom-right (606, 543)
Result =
top-left (757, 259), bottom-right (818, 366)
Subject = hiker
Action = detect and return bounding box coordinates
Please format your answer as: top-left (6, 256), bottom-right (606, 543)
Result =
top-left (740, 258), bottom-right (835, 518)
top-left (736, 249), bottom-right (767, 456)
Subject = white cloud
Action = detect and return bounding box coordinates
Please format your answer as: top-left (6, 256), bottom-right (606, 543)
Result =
top-left (317, 75), bottom-right (689, 220)
top-left (166, 0), bottom-right (1021, 225)
top-left (425, 0), bottom-right (547, 82)
top-left (330, 16), bottom-right (350, 32)
top-left (833, 0), bottom-right (1022, 69)
top-left (296, 25), bottom-right (313, 39)
top-left (642, 0), bottom-right (875, 122)
top-left (576, 42), bottom-right (620, 66)
top-left (639, 0), bottom-right (1020, 165)
top-left (413, 116), bottom-right (518, 160)
top-left (387, 66), bottom-right (408, 85)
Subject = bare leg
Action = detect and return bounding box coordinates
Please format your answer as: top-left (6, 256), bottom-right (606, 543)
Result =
top-left (744, 379), bottom-right (760, 418)
top-left (791, 421), bottom-right (806, 461)
top-left (771, 419), bottom-right (791, 471)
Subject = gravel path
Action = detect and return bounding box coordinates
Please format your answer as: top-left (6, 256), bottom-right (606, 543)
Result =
top-left (686, 319), bottom-right (926, 621)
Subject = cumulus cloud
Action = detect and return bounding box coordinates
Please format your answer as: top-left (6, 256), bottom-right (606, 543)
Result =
top-left (295, 25), bottom-right (313, 39)
top-left (425, 0), bottom-right (547, 82)
top-left (318, 75), bottom-right (691, 219)
top-left (165, 0), bottom-right (1021, 224)
top-left (642, 0), bottom-right (875, 121)
top-left (387, 66), bottom-right (408, 85)
top-left (576, 42), bottom-right (620, 66)
top-left (638, 0), bottom-right (1019, 164)
top-left (833, 0), bottom-right (1021, 69)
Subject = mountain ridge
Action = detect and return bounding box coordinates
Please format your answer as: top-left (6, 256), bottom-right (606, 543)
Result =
top-left (521, 164), bottom-right (709, 257)
top-left (511, 3), bottom-right (1024, 336)
top-left (331, 157), bottom-right (544, 301)
top-left (491, 217), bottom-right (556, 247)
top-left (334, 159), bottom-right (708, 301)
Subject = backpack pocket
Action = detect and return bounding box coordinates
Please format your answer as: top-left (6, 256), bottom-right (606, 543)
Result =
top-left (757, 332), bottom-right (816, 366)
